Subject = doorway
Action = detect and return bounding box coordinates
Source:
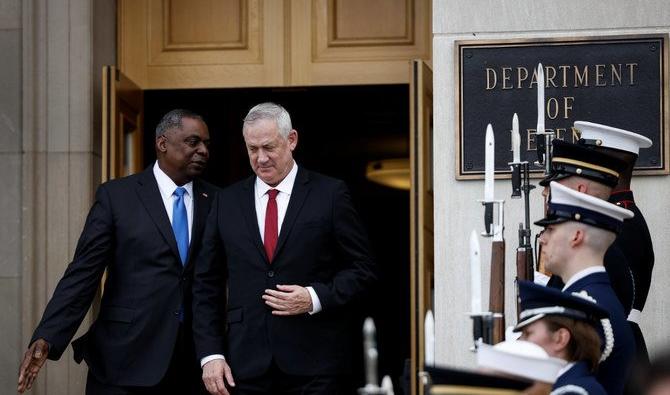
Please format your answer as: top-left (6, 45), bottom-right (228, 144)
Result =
top-left (143, 85), bottom-right (411, 391)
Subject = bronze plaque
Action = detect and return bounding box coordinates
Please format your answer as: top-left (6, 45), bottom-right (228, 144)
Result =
top-left (456, 35), bottom-right (669, 179)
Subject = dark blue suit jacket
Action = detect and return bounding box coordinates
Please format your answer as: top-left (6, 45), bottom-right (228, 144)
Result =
top-left (552, 361), bottom-right (606, 395)
top-left (193, 168), bottom-right (377, 380)
top-left (564, 271), bottom-right (635, 395)
top-left (30, 167), bottom-right (219, 386)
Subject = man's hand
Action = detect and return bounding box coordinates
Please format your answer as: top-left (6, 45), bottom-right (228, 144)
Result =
top-left (262, 285), bottom-right (313, 315)
top-left (17, 339), bottom-right (50, 393)
top-left (202, 358), bottom-right (235, 395)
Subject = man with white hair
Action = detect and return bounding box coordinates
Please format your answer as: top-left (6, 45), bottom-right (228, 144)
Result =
top-left (193, 102), bottom-right (377, 394)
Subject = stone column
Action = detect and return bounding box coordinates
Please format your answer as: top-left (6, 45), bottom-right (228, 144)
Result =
top-left (0, 0), bottom-right (23, 393)
top-left (18, 0), bottom-right (115, 393)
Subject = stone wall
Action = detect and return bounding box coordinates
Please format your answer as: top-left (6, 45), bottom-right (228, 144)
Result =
top-left (0, 0), bottom-right (23, 393)
top-left (0, 0), bottom-right (114, 393)
top-left (433, 0), bottom-right (670, 367)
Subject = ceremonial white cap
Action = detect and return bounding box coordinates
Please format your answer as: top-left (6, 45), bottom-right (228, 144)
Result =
top-left (575, 121), bottom-right (652, 156)
top-left (477, 340), bottom-right (566, 384)
top-left (535, 181), bottom-right (634, 233)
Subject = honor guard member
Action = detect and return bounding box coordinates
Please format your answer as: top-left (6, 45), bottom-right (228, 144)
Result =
top-left (536, 182), bottom-right (635, 395)
top-left (576, 120), bottom-right (654, 365)
top-left (539, 139), bottom-right (634, 316)
top-left (515, 280), bottom-right (611, 395)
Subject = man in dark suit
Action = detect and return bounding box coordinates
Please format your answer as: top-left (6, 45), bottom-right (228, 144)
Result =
top-left (514, 281), bottom-right (610, 395)
top-left (537, 181), bottom-right (635, 395)
top-left (193, 102), bottom-right (377, 395)
top-left (17, 109), bottom-right (218, 394)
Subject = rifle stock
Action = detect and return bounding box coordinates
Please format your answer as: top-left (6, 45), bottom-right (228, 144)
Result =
top-left (516, 249), bottom-right (527, 283)
top-left (516, 247), bottom-right (534, 282)
top-left (515, 247), bottom-right (533, 319)
top-left (489, 240), bottom-right (505, 344)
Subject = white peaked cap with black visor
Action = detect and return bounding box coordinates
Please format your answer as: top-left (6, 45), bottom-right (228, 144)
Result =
top-left (575, 121), bottom-right (652, 156)
top-left (535, 181), bottom-right (634, 234)
top-left (477, 340), bottom-right (567, 384)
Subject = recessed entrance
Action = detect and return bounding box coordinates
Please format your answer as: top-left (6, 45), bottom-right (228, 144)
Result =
top-left (143, 84), bottom-right (411, 390)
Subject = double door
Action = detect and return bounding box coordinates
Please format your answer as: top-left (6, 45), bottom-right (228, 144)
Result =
top-left (102, 61), bottom-right (434, 395)
top-left (118, 0), bottom-right (431, 88)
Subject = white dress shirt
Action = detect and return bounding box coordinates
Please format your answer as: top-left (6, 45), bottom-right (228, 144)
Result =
top-left (254, 161), bottom-right (298, 241)
top-left (201, 162), bottom-right (322, 368)
top-left (153, 161), bottom-right (193, 242)
top-left (562, 266), bottom-right (606, 291)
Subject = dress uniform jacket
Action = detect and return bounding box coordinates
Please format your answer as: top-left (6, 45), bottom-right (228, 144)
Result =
top-left (609, 189), bottom-right (653, 363)
top-left (546, 245), bottom-right (634, 316)
top-left (551, 361), bottom-right (606, 395)
top-left (564, 271), bottom-right (635, 395)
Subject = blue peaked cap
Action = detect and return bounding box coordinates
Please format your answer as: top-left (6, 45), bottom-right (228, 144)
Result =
top-left (514, 280), bottom-right (609, 331)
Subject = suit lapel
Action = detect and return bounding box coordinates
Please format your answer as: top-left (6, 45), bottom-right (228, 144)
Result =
top-left (274, 168), bottom-right (311, 261)
top-left (240, 176), bottom-right (268, 262)
top-left (185, 180), bottom-right (212, 271)
top-left (135, 168), bottom-right (181, 262)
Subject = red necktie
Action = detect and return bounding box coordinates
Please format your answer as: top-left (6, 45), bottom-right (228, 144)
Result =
top-left (264, 189), bottom-right (279, 263)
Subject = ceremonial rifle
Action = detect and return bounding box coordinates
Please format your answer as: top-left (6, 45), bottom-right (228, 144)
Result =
top-left (532, 63), bottom-right (554, 277)
top-left (534, 63), bottom-right (553, 177)
top-left (358, 318), bottom-right (393, 395)
top-left (509, 113), bottom-right (535, 318)
top-left (481, 124), bottom-right (505, 344)
top-left (468, 230), bottom-right (494, 348)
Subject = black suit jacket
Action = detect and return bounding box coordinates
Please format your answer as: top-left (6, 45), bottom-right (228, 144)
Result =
top-left (608, 190), bottom-right (654, 313)
top-left (609, 190), bottom-right (653, 364)
top-left (193, 168), bottom-right (376, 379)
top-left (31, 167), bottom-right (219, 386)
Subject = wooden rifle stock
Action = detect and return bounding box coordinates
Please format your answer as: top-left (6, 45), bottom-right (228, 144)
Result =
top-left (516, 248), bottom-right (528, 282)
top-left (516, 246), bottom-right (534, 282)
top-left (489, 240), bottom-right (505, 344)
top-left (515, 247), bottom-right (533, 319)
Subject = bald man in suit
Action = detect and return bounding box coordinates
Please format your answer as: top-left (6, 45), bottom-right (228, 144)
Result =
top-left (18, 109), bottom-right (218, 394)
